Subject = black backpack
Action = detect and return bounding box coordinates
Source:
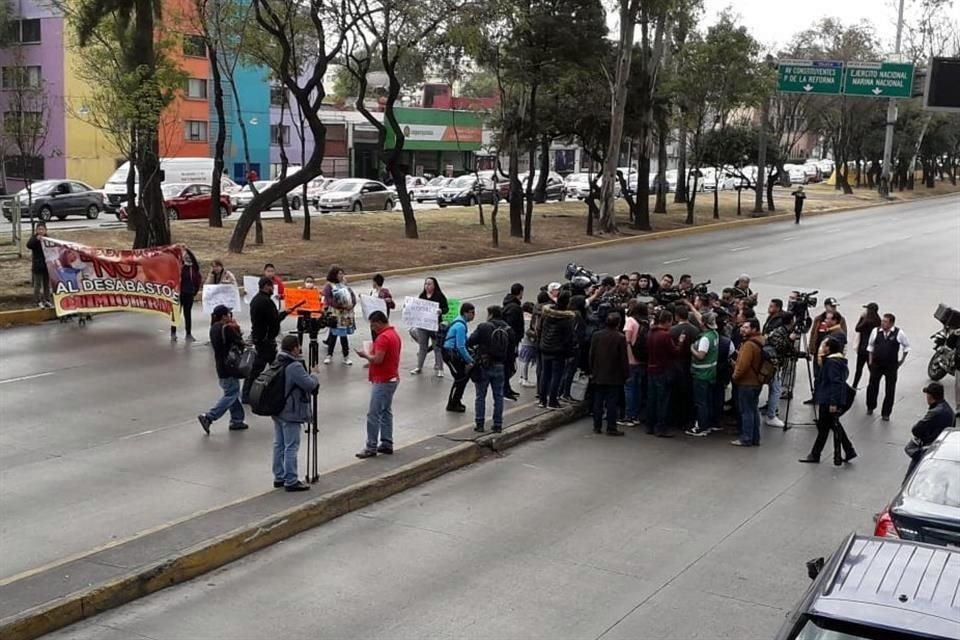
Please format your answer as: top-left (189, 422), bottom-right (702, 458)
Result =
top-left (249, 361), bottom-right (291, 416)
top-left (489, 323), bottom-right (512, 362)
top-left (629, 321), bottom-right (650, 363)
top-left (751, 339), bottom-right (780, 385)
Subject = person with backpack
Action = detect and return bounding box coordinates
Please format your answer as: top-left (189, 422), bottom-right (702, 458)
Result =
top-left (589, 312), bottom-right (630, 436)
top-left (198, 305), bottom-right (248, 435)
top-left (467, 305), bottom-right (514, 433)
top-left (501, 283), bottom-right (525, 400)
top-left (731, 318), bottom-right (766, 447)
top-left (623, 300), bottom-right (649, 426)
top-left (242, 277), bottom-right (294, 404)
top-left (764, 311), bottom-right (797, 428)
top-left (442, 303), bottom-right (477, 413)
top-left (686, 312), bottom-right (720, 437)
top-left (799, 337), bottom-right (857, 466)
top-left (354, 311), bottom-right (402, 458)
top-left (264, 334), bottom-right (318, 492)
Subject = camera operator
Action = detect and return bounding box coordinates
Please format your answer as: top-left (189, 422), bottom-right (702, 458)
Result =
top-left (678, 274), bottom-right (694, 297)
top-left (762, 299), bottom-right (787, 335)
top-left (762, 311), bottom-right (797, 428)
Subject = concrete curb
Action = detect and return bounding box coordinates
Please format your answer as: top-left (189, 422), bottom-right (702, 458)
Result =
top-left (0, 404), bottom-right (586, 640)
top-left (2, 191), bottom-right (956, 329)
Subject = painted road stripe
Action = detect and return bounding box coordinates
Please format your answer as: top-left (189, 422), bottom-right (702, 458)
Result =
top-left (729, 246), bottom-right (751, 252)
top-left (662, 257), bottom-right (689, 265)
top-left (0, 372), bottom-right (55, 385)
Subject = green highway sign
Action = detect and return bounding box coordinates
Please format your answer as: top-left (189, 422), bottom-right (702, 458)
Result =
top-left (777, 60), bottom-right (844, 94)
top-left (843, 61), bottom-right (915, 98)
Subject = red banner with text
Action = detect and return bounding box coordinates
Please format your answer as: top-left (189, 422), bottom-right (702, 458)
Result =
top-left (41, 238), bottom-right (184, 321)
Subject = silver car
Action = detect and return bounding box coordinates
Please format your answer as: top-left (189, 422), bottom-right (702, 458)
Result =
top-left (316, 179), bottom-right (395, 212)
top-left (234, 180), bottom-right (303, 210)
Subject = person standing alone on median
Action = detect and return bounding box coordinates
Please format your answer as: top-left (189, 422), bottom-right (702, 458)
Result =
top-left (589, 312), bottom-right (629, 436)
top-left (355, 311), bottom-right (402, 458)
top-left (198, 305), bottom-right (248, 434)
top-left (26, 222), bottom-right (52, 308)
top-left (272, 335), bottom-right (318, 492)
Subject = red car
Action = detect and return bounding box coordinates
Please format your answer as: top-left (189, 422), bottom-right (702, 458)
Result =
top-left (116, 183), bottom-right (232, 221)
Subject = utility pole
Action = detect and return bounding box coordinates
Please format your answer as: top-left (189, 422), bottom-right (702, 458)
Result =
top-left (880, 0), bottom-right (906, 197)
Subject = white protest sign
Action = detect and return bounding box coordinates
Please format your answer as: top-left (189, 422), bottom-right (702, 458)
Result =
top-left (202, 284), bottom-right (242, 314)
top-left (242, 275), bottom-right (280, 309)
top-left (402, 296), bottom-right (439, 331)
top-left (359, 294), bottom-right (388, 321)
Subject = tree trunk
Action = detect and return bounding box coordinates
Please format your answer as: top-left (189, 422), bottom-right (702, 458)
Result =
top-left (534, 135), bottom-right (550, 203)
top-left (712, 171), bottom-right (719, 219)
top-left (278, 101), bottom-right (293, 224)
top-left (490, 190), bottom-right (499, 247)
top-left (523, 143), bottom-right (535, 243)
top-left (473, 167), bottom-right (485, 226)
top-left (208, 34), bottom-right (226, 228)
top-left (767, 167), bottom-right (779, 209)
top-left (600, 11), bottom-right (637, 232)
top-left (635, 151), bottom-right (652, 230)
top-left (508, 134), bottom-right (522, 237)
top-left (654, 127), bottom-right (668, 213)
top-left (685, 174), bottom-right (698, 225)
top-left (674, 121), bottom-right (688, 204)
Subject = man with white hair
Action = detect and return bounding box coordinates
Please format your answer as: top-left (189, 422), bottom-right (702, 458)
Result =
top-left (732, 274), bottom-right (756, 304)
top-left (547, 282), bottom-right (562, 303)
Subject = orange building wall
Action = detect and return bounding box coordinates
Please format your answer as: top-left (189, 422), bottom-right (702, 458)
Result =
top-left (159, 0), bottom-right (210, 158)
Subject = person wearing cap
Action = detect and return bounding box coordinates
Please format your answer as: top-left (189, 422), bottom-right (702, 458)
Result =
top-left (242, 276), bottom-right (294, 403)
top-left (853, 302), bottom-right (882, 389)
top-left (866, 312), bottom-right (911, 420)
top-left (198, 305), bottom-right (248, 434)
top-left (686, 311), bottom-right (720, 437)
top-left (806, 299), bottom-right (848, 402)
top-left (904, 382), bottom-right (955, 478)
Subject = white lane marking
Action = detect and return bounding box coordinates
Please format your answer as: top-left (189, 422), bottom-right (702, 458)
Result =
top-left (464, 294), bottom-right (495, 302)
top-left (0, 372), bottom-right (56, 385)
top-left (765, 268), bottom-right (788, 276)
top-left (663, 257), bottom-right (689, 265)
top-left (729, 246), bottom-right (751, 252)
top-left (781, 236), bottom-right (795, 241)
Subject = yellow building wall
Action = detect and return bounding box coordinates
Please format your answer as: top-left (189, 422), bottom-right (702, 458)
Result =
top-left (62, 48), bottom-right (123, 188)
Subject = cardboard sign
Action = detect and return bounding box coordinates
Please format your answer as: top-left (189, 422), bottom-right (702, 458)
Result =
top-left (360, 294), bottom-right (388, 321)
top-left (243, 275), bottom-right (280, 309)
top-left (284, 287), bottom-right (323, 314)
top-left (402, 296), bottom-right (440, 331)
top-left (202, 284), bottom-right (242, 314)
top-left (442, 298), bottom-right (462, 324)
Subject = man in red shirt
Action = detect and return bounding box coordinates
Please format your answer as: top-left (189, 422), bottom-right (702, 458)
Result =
top-left (354, 311), bottom-right (401, 458)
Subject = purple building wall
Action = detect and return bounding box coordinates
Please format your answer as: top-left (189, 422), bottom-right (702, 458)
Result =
top-left (0, 1), bottom-right (66, 189)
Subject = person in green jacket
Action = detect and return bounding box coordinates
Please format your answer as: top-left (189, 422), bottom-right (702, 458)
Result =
top-left (686, 312), bottom-right (719, 437)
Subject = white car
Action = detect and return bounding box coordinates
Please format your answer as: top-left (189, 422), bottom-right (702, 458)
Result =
top-left (564, 173), bottom-right (618, 199)
top-left (802, 162), bottom-right (822, 183)
top-left (306, 177), bottom-right (338, 206)
top-left (411, 177), bottom-right (452, 203)
top-left (234, 180), bottom-right (303, 210)
top-left (784, 164), bottom-right (808, 185)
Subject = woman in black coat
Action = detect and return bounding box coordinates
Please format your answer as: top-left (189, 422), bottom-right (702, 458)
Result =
top-left (852, 303), bottom-right (881, 388)
top-left (800, 337), bottom-right (857, 466)
top-left (173, 248), bottom-right (202, 342)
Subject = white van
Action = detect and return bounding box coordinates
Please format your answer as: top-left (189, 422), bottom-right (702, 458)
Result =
top-left (102, 158), bottom-right (236, 206)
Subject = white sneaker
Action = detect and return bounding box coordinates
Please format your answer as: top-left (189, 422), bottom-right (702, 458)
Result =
top-left (765, 416), bottom-right (785, 428)
top-left (410, 367), bottom-right (422, 375)
top-left (520, 379), bottom-right (536, 388)
top-left (323, 356), bottom-right (332, 365)
top-left (436, 369), bottom-right (444, 378)
top-left (343, 357), bottom-right (353, 366)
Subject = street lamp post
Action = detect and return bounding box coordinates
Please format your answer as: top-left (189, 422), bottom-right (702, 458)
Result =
top-left (880, 0), bottom-right (906, 197)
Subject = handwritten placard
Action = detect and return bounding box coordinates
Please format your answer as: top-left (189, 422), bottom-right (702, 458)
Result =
top-left (242, 275), bottom-right (280, 309)
top-left (202, 284), bottom-right (242, 314)
top-left (285, 287), bottom-right (323, 313)
top-left (360, 294), bottom-right (388, 321)
top-left (402, 296), bottom-right (440, 331)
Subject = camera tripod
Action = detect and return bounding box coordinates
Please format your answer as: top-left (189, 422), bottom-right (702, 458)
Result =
top-left (303, 324), bottom-right (321, 484)
top-left (780, 331), bottom-right (817, 431)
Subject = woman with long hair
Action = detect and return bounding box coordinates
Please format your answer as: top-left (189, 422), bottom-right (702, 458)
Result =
top-left (172, 248), bottom-right (202, 342)
top-left (321, 265), bottom-right (356, 365)
top-left (411, 276), bottom-right (449, 377)
top-left (852, 302), bottom-right (881, 388)
top-left (799, 337), bottom-right (856, 466)
top-left (205, 259), bottom-right (237, 285)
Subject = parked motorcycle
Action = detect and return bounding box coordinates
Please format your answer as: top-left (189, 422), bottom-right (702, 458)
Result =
top-left (928, 304), bottom-right (960, 381)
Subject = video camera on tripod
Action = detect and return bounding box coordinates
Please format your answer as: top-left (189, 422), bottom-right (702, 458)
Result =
top-left (564, 263), bottom-right (601, 295)
top-left (789, 290), bottom-right (818, 333)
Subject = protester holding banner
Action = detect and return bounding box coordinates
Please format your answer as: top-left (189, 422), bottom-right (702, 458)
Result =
top-left (321, 265), bottom-right (357, 366)
top-left (198, 305), bottom-right (248, 434)
top-left (26, 222), bottom-right (52, 308)
top-left (411, 277), bottom-right (449, 378)
top-left (172, 248), bottom-right (202, 342)
top-left (205, 259), bottom-right (237, 286)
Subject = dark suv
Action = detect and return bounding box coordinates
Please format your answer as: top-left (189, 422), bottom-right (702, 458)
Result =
top-left (775, 534), bottom-right (960, 639)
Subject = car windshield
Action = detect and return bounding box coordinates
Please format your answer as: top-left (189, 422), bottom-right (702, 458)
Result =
top-left (328, 181), bottom-right (361, 193)
top-left (905, 459), bottom-right (960, 507)
top-left (450, 176), bottom-right (475, 188)
top-left (162, 184), bottom-right (187, 198)
top-left (427, 177), bottom-right (447, 186)
top-left (567, 174), bottom-right (589, 184)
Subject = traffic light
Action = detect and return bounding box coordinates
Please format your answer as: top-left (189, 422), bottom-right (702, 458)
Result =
top-left (924, 57), bottom-right (960, 111)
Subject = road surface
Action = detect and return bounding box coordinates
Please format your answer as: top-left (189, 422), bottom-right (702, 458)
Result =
top-left (2, 195), bottom-right (957, 602)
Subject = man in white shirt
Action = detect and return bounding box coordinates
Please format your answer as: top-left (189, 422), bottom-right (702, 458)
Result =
top-left (866, 312), bottom-right (910, 421)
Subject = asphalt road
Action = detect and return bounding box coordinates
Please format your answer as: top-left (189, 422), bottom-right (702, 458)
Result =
top-left (3, 196), bottom-right (958, 612)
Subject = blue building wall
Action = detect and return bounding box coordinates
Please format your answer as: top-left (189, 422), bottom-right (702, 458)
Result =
top-left (211, 64), bottom-right (271, 184)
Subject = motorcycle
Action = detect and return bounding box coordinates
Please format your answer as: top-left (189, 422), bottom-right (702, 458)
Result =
top-left (928, 304), bottom-right (960, 381)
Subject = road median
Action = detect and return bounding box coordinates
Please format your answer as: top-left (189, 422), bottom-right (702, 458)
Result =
top-left (0, 402), bottom-right (586, 640)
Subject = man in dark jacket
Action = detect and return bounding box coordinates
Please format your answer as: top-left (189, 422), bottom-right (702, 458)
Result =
top-left (537, 291), bottom-right (576, 409)
top-left (799, 338), bottom-right (856, 465)
top-left (272, 335), bottom-right (319, 492)
top-left (468, 305), bottom-right (514, 433)
top-left (904, 382), bottom-right (956, 478)
top-left (646, 309), bottom-right (684, 437)
top-left (198, 305), bottom-right (248, 434)
top-left (589, 313), bottom-right (629, 436)
top-left (242, 277), bottom-right (292, 403)
top-left (501, 283), bottom-right (525, 401)
top-left (25, 222), bottom-right (52, 308)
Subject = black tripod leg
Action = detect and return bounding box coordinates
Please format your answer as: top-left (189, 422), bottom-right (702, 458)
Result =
top-left (310, 393), bottom-right (319, 482)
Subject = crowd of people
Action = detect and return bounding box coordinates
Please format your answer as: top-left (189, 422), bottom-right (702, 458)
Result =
top-left (184, 257), bottom-right (953, 491)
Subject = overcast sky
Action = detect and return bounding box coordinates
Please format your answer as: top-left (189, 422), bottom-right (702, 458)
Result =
top-left (701, 0), bottom-right (960, 53)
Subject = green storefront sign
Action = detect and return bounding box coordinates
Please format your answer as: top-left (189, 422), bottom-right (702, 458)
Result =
top-left (843, 62), bottom-right (915, 98)
top-left (384, 107), bottom-right (483, 152)
top-left (777, 60), bottom-right (844, 94)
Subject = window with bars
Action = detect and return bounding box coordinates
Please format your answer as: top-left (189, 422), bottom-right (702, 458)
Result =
top-left (1, 66), bottom-right (42, 89)
top-left (185, 120), bottom-right (208, 142)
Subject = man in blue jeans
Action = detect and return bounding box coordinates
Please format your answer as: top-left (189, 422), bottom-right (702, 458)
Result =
top-left (271, 335), bottom-right (319, 491)
top-left (355, 311), bottom-right (402, 458)
top-left (731, 319), bottom-right (765, 447)
top-left (198, 305), bottom-right (248, 434)
top-left (468, 305), bottom-right (514, 433)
